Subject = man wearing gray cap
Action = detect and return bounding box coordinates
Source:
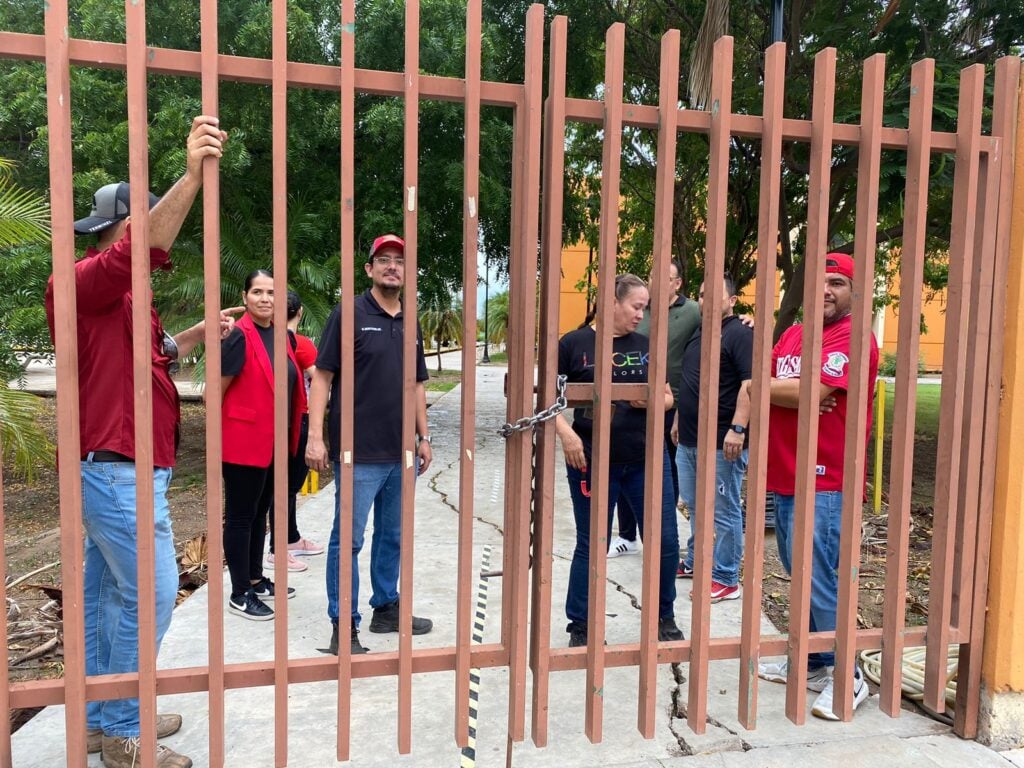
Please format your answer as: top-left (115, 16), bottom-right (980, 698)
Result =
top-left (44, 115), bottom-right (228, 768)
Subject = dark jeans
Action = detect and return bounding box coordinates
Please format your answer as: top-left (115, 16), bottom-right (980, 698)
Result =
top-left (565, 450), bottom-right (679, 625)
top-left (269, 414), bottom-right (309, 552)
top-left (223, 462), bottom-right (273, 598)
top-left (616, 422), bottom-right (678, 541)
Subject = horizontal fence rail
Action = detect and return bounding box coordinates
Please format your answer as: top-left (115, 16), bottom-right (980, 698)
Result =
top-left (0, 1), bottom-right (1020, 765)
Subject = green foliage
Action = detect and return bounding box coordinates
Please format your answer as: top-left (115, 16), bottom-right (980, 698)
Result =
top-left (0, 0), bottom-right (515, 349)
top-left (484, 289), bottom-right (509, 346)
top-left (877, 350), bottom-right (926, 378)
top-left (419, 296), bottom-right (463, 371)
top-left (0, 385), bottom-right (53, 481)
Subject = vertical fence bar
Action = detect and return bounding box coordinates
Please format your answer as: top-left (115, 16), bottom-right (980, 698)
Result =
top-left (582, 20), bottom-right (625, 744)
top-left (637, 27), bottom-right (680, 739)
top-left (199, 0), bottom-right (226, 762)
top-left (785, 47), bottom-right (836, 725)
top-left (924, 63), bottom-right (984, 714)
top-left (124, 1), bottom-right (159, 762)
top-left (955, 56), bottom-right (1022, 738)
top-left (42, 0), bottom-right (87, 763)
top-left (454, 0), bottom-right (483, 750)
top-left (399, 0), bottom-right (421, 753)
top-left (879, 57), bottom-right (933, 718)
top-left (270, 0), bottom-right (290, 763)
top-left (687, 34), bottom-right (734, 736)
top-left (530, 11), bottom-right (568, 748)
top-left (738, 40), bottom-right (785, 730)
top-left (833, 52), bottom-right (884, 721)
top-left (507, 5), bottom-right (544, 746)
top-left (952, 146), bottom-right (997, 634)
top-left (334, 0), bottom-right (357, 759)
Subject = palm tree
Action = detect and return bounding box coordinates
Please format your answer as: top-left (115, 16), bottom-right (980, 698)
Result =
top-left (485, 290), bottom-right (509, 348)
top-left (688, 0), bottom-right (731, 110)
top-left (419, 295), bottom-right (463, 372)
top-left (0, 158), bottom-right (54, 480)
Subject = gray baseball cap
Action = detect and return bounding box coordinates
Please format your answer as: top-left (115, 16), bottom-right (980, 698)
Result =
top-left (73, 182), bottom-right (160, 235)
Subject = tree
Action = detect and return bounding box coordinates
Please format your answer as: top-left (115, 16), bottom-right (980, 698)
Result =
top-left (419, 296), bottom-right (464, 372)
top-left (485, 289), bottom-right (510, 347)
top-left (0, 158), bottom-right (54, 479)
top-left (550, 0), bottom-right (1023, 338)
top-left (0, 0), bottom-right (516, 343)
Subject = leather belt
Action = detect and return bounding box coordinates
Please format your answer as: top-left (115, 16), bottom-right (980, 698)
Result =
top-left (84, 450), bottom-right (135, 463)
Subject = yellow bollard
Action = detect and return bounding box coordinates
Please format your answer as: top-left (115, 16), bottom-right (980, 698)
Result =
top-left (874, 379), bottom-right (886, 514)
top-left (300, 471), bottom-right (310, 496)
top-left (310, 470), bottom-right (319, 494)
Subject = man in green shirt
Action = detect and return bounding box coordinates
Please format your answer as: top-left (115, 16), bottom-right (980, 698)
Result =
top-left (608, 259), bottom-right (700, 558)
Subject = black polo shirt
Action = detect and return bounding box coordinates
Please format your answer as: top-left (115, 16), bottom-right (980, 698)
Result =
top-left (315, 289), bottom-right (429, 463)
top-left (676, 314), bottom-right (753, 448)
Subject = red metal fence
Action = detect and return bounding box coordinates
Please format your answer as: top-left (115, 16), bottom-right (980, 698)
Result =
top-left (0, 1), bottom-right (1020, 766)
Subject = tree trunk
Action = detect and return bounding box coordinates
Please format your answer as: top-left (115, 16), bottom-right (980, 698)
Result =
top-left (774, 256), bottom-right (805, 343)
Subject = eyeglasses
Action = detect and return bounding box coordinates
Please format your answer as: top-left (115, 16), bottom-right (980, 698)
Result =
top-left (372, 255), bottom-right (405, 267)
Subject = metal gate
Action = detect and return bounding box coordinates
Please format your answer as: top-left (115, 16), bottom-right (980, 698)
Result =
top-left (0, 1), bottom-right (1020, 766)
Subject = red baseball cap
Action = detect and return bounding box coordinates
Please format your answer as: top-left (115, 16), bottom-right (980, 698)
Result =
top-left (368, 233), bottom-right (405, 262)
top-left (824, 252), bottom-right (855, 281)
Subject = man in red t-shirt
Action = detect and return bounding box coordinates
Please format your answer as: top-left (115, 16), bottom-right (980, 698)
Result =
top-left (757, 252), bottom-right (879, 721)
top-left (45, 116), bottom-right (227, 767)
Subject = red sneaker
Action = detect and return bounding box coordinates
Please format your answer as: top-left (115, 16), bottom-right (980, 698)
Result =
top-left (709, 581), bottom-right (740, 603)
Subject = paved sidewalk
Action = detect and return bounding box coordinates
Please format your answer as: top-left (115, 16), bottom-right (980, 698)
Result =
top-left (10, 363), bottom-right (1021, 766)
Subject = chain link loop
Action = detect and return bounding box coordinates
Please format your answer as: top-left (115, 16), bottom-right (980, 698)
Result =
top-left (499, 374), bottom-right (568, 438)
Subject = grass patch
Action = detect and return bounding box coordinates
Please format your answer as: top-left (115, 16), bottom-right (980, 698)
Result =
top-left (425, 368), bottom-right (462, 393)
top-left (868, 381), bottom-right (941, 510)
top-left (482, 350), bottom-right (507, 364)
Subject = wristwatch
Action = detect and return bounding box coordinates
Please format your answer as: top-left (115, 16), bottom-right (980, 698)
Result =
top-left (419, 434), bottom-right (433, 445)
top-left (729, 424), bottom-right (746, 434)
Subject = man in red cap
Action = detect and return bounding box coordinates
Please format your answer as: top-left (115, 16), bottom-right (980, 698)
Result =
top-left (306, 233), bottom-right (434, 655)
top-left (757, 252), bottom-right (879, 720)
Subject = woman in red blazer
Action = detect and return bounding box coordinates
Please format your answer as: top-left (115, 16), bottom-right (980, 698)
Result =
top-left (220, 269), bottom-right (307, 621)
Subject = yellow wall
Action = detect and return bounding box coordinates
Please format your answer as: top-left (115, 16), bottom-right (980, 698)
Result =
top-left (559, 243), bottom-right (593, 336)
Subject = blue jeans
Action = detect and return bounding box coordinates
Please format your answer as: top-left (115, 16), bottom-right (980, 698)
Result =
top-left (327, 462), bottom-right (408, 627)
top-left (772, 491), bottom-right (842, 669)
top-left (81, 459), bottom-right (178, 737)
top-left (677, 445), bottom-right (748, 587)
top-left (564, 452), bottom-right (678, 625)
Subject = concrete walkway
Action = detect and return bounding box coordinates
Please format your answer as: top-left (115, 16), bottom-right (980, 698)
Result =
top-left (10, 363), bottom-right (1023, 767)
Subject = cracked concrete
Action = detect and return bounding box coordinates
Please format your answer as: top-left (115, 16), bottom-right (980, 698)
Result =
top-left (10, 355), bottom-right (1018, 766)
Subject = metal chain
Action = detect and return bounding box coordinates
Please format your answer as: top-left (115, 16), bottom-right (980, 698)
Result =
top-left (499, 374), bottom-right (568, 438)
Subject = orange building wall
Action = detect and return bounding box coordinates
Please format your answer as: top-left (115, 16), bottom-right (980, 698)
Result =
top-left (559, 243), bottom-right (593, 336)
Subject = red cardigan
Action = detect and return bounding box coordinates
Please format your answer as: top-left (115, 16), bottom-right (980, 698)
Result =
top-left (222, 313), bottom-right (307, 466)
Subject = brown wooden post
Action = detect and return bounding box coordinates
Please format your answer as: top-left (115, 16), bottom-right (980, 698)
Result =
top-left (879, 57), bottom-right (934, 719)
top-left (636, 27), bottom-right (680, 739)
top-left (737, 40), bottom-right (785, 730)
top-left (785, 47), bottom-right (836, 725)
top-left (530, 11), bottom-right (568, 748)
top-left (454, 0), bottom-right (483, 749)
top-left (925, 63), bottom-right (984, 713)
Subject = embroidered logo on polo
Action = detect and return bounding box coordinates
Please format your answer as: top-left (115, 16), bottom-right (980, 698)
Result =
top-left (822, 351), bottom-right (849, 378)
top-left (360, 326), bottom-right (383, 332)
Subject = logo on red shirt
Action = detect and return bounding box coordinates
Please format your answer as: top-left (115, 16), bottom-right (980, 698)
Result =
top-left (822, 351), bottom-right (850, 378)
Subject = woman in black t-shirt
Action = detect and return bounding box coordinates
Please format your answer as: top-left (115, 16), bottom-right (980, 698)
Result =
top-left (554, 274), bottom-right (684, 647)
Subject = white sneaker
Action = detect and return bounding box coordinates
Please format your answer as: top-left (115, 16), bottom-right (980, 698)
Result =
top-left (607, 536), bottom-right (641, 558)
top-left (757, 659), bottom-right (834, 692)
top-left (811, 665), bottom-right (870, 720)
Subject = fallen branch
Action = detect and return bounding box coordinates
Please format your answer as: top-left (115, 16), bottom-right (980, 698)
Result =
top-left (9, 635), bottom-right (59, 666)
top-left (6, 561), bottom-right (60, 592)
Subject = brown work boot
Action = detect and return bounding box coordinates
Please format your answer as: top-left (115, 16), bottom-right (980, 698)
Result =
top-left (88, 713), bottom-right (183, 753)
top-left (101, 735), bottom-right (192, 767)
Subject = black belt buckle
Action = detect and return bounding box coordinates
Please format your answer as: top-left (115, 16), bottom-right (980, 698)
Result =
top-left (86, 450), bottom-right (134, 463)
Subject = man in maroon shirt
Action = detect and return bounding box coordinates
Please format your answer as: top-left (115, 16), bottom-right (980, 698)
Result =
top-left (45, 116), bottom-right (227, 768)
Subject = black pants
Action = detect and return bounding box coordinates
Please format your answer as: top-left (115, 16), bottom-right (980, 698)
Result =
top-left (223, 462), bottom-right (273, 598)
top-left (269, 414), bottom-right (309, 552)
top-left (616, 420), bottom-right (680, 541)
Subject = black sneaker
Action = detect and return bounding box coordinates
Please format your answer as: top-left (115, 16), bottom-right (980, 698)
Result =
top-left (658, 616), bottom-right (684, 642)
top-left (368, 600), bottom-right (432, 634)
top-left (229, 590), bottom-right (274, 621)
top-left (251, 577), bottom-right (295, 600)
top-left (567, 621), bottom-right (588, 648)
